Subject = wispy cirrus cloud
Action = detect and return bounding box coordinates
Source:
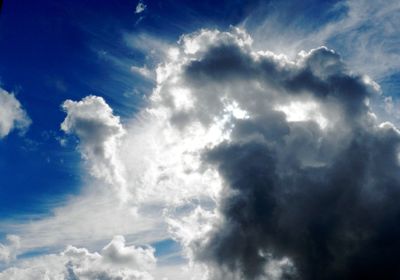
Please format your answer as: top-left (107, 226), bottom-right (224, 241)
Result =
top-left (247, 0), bottom-right (400, 82)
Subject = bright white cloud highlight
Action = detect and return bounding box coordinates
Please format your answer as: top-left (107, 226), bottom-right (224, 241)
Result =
top-left (0, 88), bottom-right (31, 139)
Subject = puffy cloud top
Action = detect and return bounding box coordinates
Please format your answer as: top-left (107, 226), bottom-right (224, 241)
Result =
top-left (61, 96), bottom-right (128, 199)
top-left (101, 235), bottom-right (156, 269)
top-left (61, 95), bottom-right (124, 149)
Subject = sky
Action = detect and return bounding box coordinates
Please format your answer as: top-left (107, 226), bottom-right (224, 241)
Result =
top-left (0, 0), bottom-right (399, 279)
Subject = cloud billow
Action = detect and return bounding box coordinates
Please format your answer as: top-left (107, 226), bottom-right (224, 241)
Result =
top-left (155, 28), bottom-right (400, 279)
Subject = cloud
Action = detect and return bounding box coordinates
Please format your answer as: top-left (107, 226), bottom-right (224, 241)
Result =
top-left (311, 0), bottom-right (400, 81)
top-left (101, 236), bottom-right (155, 268)
top-left (61, 95), bottom-right (129, 200)
top-left (135, 1), bottom-right (147, 14)
top-left (0, 235), bottom-right (156, 280)
top-left (63, 235), bottom-right (156, 280)
top-left (247, 0), bottom-right (400, 82)
top-left (0, 88), bottom-right (31, 138)
top-left (244, 0), bottom-right (400, 127)
top-left (0, 95), bottom-right (169, 261)
top-left (0, 189), bottom-right (167, 253)
top-left (146, 28), bottom-right (400, 280)
top-left (0, 235), bottom-right (20, 264)
top-left (123, 32), bottom-right (177, 63)
top-left (131, 65), bottom-right (155, 81)
top-left (3, 26), bottom-right (400, 280)
top-left (0, 95), bottom-right (199, 260)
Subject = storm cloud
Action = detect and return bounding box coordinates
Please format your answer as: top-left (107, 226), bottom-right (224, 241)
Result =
top-left (154, 28), bottom-right (400, 279)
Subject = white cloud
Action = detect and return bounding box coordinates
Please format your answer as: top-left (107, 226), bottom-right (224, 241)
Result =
top-left (61, 95), bottom-right (129, 200)
top-left (245, 0), bottom-right (400, 127)
top-left (0, 235), bottom-right (20, 264)
top-left (0, 88), bottom-right (31, 138)
top-left (131, 65), bottom-right (155, 80)
top-left (135, 1), bottom-right (146, 14)
top-left (101, 235), bottom-right (155, 269)
top-left (0, 235), bottom-right (156, 280)
top-left (310, 0), bottom-right (400, 80)
top-left (123, 32), bottom-right (176, 63)
top-left (0, 190), bottom-right (167, 253)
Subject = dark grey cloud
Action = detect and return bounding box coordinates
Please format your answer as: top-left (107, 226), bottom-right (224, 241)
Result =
top-left (159, 29), bottom-right (400, 279)
top-left (201, 123), bottom-right (400, 280)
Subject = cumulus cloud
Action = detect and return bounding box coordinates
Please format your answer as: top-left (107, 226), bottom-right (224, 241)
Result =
top-left (101, 236), bottom-right (156, 268)
top-left (145, 28), bottom-right (400, 280)
top-left (0, 235), bottom-right (20, 264)
top-left (0, 235), bottom-right (156, 280)
top-left (0, 189), bottom-right (167, 253)
top-left (0, 88), bottom-right (31, 138)
top-left (61, 96), bottom-right (128, 200)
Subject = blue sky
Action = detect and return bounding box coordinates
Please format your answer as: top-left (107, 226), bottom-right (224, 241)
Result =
top-left (0, 0), bottom-right (399, 279)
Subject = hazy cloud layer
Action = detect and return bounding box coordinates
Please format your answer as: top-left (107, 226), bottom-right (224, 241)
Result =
top-left (0, 88), bottom-right (31, 138)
